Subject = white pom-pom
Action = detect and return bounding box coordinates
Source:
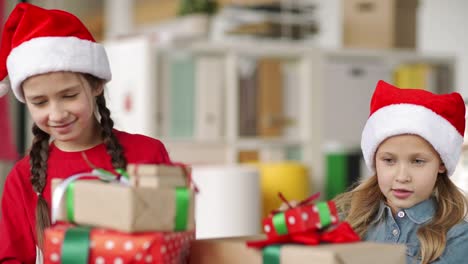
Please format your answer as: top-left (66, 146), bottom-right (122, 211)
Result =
top-left (0, 82), bottom-right (9, 97)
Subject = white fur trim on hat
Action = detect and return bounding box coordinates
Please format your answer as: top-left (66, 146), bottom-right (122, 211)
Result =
top-left (7, 36), bottom-right (111, 103)
top-left (361, 103), bottom-right (463, 176)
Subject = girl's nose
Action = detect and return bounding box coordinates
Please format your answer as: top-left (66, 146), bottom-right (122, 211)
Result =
top-left (49, 103), bottom-right (68, 122)
top-left (395, 165), bottom-right (411, 183)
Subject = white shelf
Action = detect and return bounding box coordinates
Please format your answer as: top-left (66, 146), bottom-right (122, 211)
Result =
top-left (172, 40), bottom-right (321, 57)
top-left (161, 137), bottom-right (303, 149)
top-left (234, 138), bottom-right (304, 149)
top-left (105, 36), bottom-right (456, 194)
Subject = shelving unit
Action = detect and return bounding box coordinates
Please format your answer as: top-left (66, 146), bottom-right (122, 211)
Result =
top-left (152, 41), bottom-right (323, 194)
top-left (104, 36), bottom-right (456, 193)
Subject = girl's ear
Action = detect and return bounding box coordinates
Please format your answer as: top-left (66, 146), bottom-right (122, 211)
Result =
top-left (438, 164), bottom-right (446, 174)
top-left (92, 82), bottom-right (104, 97)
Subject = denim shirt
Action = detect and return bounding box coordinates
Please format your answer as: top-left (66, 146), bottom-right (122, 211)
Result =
top-left (364, 198), bottom-right (468, 264)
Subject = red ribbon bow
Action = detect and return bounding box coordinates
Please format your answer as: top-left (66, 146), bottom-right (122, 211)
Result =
top-left (248, 192), bottom-right (360, 249)
top-left (247, 221), bottom-right (360, 249)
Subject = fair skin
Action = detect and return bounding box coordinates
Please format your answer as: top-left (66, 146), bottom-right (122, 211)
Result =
top-left (375, 134), bottom-right (446, 214)
top-left (22, 71), bottom-right (103, 152)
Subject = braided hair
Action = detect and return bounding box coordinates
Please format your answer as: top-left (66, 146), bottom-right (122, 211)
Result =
top-left (30, 73), bottom-right (127, 248)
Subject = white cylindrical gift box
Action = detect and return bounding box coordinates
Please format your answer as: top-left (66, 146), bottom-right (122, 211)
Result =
top-left (192, 165), bottom-right (261, 239)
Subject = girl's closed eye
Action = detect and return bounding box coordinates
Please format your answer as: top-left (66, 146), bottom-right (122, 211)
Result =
top-left (63, 93), bottom-right (78, 99)
top-left (32, 100), bottom-right (47, 106)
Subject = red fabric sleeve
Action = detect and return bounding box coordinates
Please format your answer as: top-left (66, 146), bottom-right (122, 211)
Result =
top-left (153, 138), bottom-right (172, 164)
top-left (0, 164), bottom-right (37, 264)
top-left (115, 130), bottom-right (173, 165)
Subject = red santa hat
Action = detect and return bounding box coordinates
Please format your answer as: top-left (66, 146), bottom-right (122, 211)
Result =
top-left (361, 80), bottom-right (466, 176)
top-left (0, 3), bottom-right (111, 102)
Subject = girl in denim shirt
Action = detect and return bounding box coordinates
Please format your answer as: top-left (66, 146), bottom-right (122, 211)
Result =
top-left (335, 80), bottom-right (468, 264)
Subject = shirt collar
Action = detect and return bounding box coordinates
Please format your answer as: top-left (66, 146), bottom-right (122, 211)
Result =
top-left (370, 201), bottom-right (386, 224)
top-left (404, 198), bottom-right (436, 224)
top-left (370, 197), bottom-right (436, 225)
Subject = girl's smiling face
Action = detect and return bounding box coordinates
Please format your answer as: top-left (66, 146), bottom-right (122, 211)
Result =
top-left (375, 134), bottom-right (446, 213)
top-left (23, 71), bottom-right (103, 151)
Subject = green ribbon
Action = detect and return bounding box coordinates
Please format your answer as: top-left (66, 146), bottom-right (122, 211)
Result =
top-left (115, 168), bottom-right (130, 180)
top-left (272, 212), bottom-right (288, 235)
top-left (61, 227), bottom-right (91, 264)
top-left (66, 182), bottom-right (76, 222)
top-left (263, 245), bottom-right (281, 264)
top-left (175, 187), bottom-right (190, 231)
top-left (317, 202), bottom-right (332, 227)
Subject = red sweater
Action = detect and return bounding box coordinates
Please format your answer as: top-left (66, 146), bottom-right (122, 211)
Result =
top-left (0, 130), bottom-right (171, 263)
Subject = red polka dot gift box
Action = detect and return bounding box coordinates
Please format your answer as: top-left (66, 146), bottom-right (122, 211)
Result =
top-left (43, 224), bottom-right (194, 264)
top-left (262, 193), bottom-right (339, 239)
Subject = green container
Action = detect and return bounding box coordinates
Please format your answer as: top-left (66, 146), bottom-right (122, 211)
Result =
top-left (325, 147), bottom-right (362, 200)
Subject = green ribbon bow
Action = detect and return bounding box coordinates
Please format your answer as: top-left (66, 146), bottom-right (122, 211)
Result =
top-left (115, 168), bottom-right (130, 180)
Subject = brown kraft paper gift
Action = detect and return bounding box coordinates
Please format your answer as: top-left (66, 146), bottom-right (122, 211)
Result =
top-left (52, 179), bottom-right (195, 233)
top-left (189, 236), bottom-right (406, 264)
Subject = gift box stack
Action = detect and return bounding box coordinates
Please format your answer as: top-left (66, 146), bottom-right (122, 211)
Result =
top-left (189, 193), bottom-right (407, 264)
top-left (43, 163), bottom-right (195, 264)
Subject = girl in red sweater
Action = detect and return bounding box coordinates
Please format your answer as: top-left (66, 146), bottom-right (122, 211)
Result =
top-left (0, 3), bottom-right (172, 263)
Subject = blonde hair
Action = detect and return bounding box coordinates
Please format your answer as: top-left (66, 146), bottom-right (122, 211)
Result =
top-left (334, 173), bottom-right (467, 264)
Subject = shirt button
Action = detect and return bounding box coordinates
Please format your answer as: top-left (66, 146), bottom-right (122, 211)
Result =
top-left (397, 211), bottom-right (405, 218)
top-left (392, 229), bottom-right (399, 236)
